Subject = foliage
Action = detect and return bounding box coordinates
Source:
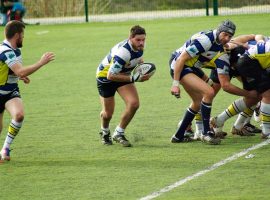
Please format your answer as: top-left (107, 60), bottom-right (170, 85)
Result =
top-left (21, 0), bottom-right (270, 17)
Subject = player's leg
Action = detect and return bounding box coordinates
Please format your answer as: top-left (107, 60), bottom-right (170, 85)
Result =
top-left (1, 97), bottom-right (24, 161)
top-left (99, 96), bottom-right (114, 145)
top-left (113, 83), bottom-right (139, 147)
top-left (171, 73), bottom-right (202, 142)
top-left (260, 89), bottom-right (270, 139)
top-left (211, 95), bottom-right (258, 134)
top-left (0, 111), bottom-right (3, 136)
top-left (174, 73), bottom-right (220, 144)
top-left (231, 106), bottom-right (256, 136)
top-left (192, 71), bottom-right (220, 140)
top-left (97, 81), bottom-right (116, 145)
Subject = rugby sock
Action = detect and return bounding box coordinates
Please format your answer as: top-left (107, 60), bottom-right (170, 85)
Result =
top-left (3, 119), bottom-right (22, 149)
top-left (217, 98), bottom-right (247, 126)
top-left (234, 106), bottom-right (255, 129)
top-left (175, 107), bottom-right (197, 139)
top-left (200, 101), bottom-right (212, 135)
top-left (260, 102), bottom-right (270, 135)
top-left (195, 111), bottom-right (203, 133)
top-left (115, 126), bottom-right (125, 135)
top-left (101, 127), bottom-right (110, 134)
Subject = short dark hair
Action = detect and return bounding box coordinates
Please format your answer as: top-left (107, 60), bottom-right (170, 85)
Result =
top-left (130, 25), bottom-right (146, 38)
top-left (230, 45), bottom-right (246, 64)
top-left (5, 20), bottom-right (25, 39)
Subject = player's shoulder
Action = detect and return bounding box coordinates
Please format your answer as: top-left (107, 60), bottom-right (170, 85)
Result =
top-left (0, 43), bottom-right (12, 54)
top-left (191, 30), bottom-right (216, 48)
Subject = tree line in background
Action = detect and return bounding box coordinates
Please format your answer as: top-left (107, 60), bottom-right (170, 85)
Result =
top-left (23, 0), bottom-right (270, 17)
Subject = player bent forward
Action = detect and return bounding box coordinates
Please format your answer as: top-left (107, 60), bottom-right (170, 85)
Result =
top-left (96, 25), bottom-right (151, 147)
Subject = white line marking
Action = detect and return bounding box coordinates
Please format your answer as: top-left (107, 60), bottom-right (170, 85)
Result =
top-left (36, 30), bottom-right (49, 35)
top-left (139, 139), bottom-right (270, 200)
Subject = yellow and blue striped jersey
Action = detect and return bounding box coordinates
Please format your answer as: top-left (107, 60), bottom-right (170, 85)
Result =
top-left (96, 39), bottom-right (143, 83)
top-left (0, 40), bottom-right (22, 96)
top-left (246, 41), bottom-right (270, 69)
top-left (170, 30), bottom-right (224, 71)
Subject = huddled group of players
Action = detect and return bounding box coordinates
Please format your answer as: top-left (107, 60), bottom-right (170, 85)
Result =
top-left (170, 20), bottom-right (270, 145)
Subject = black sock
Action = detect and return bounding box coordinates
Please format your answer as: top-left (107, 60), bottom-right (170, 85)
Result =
top-left (201, 101), bottom-right (212, 135)
top-left (175, 107), bottom-right (197, 139)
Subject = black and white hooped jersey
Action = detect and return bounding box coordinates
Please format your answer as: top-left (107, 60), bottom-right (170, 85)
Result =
top-left (0, 40), bottom-right (22, 96)
top-left (170, 30), bottom-right (224, 70)
top-left (96, 39), bottom-right (143, 83)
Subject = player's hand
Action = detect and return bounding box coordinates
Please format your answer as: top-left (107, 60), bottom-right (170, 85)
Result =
top-left (139, 74), bottom-right (150, 82)
top-left (20, 76), bottom-right (30, 84)
top-left (39, 52), bottom-right (55, 66)
top-left (171, 85), bottom-right (180, 98)
top-left (132, 72), bottom-right (150, 82)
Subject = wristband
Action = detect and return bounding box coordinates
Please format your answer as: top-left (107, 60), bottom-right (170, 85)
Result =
top-left (172, 80), bottom-right (180, 87)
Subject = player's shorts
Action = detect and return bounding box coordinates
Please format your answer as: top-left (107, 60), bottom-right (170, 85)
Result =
top-left (97, 80), bottom-right (132, 98)
top-left (170, 66), bottom-right (205, 80)
top-left (0, 88), bottom-right (21, 113)
top-left (169, 52), bottom-right (205, 80)
top-left (236, 54), bottom-right (270, 93)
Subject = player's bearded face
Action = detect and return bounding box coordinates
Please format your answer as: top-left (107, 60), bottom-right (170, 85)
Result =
top-left (130, 34), bottom-right (146, 51)
top-left (16, 32), bottom-right (24, 48)
top-left (218, 32), bottom-right (233, 45)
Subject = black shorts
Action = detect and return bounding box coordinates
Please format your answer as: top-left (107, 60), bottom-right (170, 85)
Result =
top-left (236, 54), bottom-right (270, 93)
top-left (97, 80), bottom-right (132, 98)
top-left (0, 88), bottom-right (21, 113)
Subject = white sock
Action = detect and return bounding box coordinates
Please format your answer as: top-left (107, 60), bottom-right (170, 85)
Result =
top-left (194, 112), bottom-right (203, 133)
top-left (195, 120), bottom-right (203, 133)
top-left (234, 114), bottom-right (249, 129)
top-left (3, 120), bottom-right (22, 150)
top-left (101, 126), bottom-right (110, 133)
top-left (260, 102), bottom-right (270, 135)
top-left (115, 126), bottom-right (125, 135)
top-left (217, 98), bottom-right (247, 126)
top-left (3, 134), bottom-right (14, 149)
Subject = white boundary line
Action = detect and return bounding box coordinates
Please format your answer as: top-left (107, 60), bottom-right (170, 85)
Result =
top-left (139, 139), bottom-right (270, 200)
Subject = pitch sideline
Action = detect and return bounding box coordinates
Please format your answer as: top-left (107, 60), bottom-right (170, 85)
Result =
top-left (139, 139), bottom-right (270, 200)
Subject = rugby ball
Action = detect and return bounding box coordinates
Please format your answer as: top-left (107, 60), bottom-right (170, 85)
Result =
top-left (133, 62), bottom-right (156, 77)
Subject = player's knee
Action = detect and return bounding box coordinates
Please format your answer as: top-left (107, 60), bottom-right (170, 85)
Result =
top-left (128, 100), bottom-right (140, 111)
top-left (14, 112), bottom-right (24, 122)
top-left (204, 87), bottom-right (215, 100)
top-left (101, 111), bottom-right (113, 121)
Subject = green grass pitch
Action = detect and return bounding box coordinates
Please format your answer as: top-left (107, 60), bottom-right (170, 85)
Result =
top-left (0, 14), bottom-right (270, 200)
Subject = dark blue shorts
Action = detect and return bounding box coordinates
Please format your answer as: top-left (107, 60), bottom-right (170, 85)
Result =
top-left (0, 88), bottom-right (21, 113)
top-left (170, 66), bottom-right (205, 80)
